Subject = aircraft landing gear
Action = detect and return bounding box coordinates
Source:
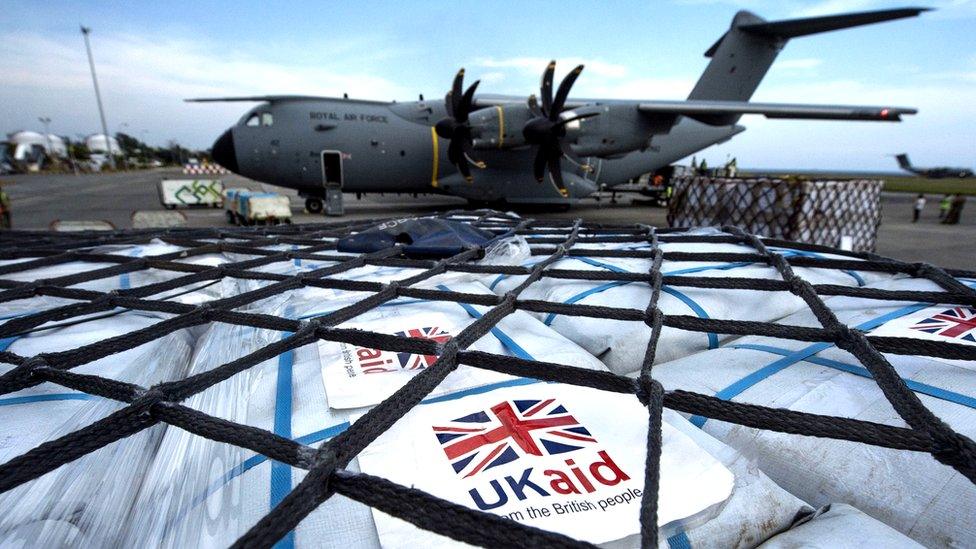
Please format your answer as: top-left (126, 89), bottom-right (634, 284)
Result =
top-left (305, 198), bottom-right (324, 214)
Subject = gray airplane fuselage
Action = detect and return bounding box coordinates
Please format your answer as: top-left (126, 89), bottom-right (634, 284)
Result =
top-left (218, 98), bottom-right (742, 204)
top-left (210, 8), bottom-right (928, 205)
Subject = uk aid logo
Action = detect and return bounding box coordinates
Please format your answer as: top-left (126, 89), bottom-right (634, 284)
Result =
top-left (348, 326), bottom-right (452, 374)
top-left (909, 307), bottom-right (976, 343)
top-left (431, 398), bottom-right (634, 512)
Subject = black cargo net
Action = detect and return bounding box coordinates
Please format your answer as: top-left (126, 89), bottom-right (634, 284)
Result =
top-left (668, 176), bottom-right (883, 252)
top-left (0, 210), bottom-right (974, 549)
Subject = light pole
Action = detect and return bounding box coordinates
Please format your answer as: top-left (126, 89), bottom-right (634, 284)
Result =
top-left (38, 117), bottom-right (54, 168)
top-left (139, 130), bottom-right (149, 165)
top-left (117, 122), bottom-right (128, 170)
top-left (80, 25), bottom-right (115, 170)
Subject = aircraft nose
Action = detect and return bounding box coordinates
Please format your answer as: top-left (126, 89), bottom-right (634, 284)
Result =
top-left (211, 129), bottom-right (239, 173)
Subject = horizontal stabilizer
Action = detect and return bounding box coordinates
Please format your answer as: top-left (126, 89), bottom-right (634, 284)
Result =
top-left (638, 100), bottom-right (916, 125)
top-left (738, 7), bottom-right (931, 39)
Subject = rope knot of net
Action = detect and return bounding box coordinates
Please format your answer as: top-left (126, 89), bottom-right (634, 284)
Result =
top-left (92, 291), bottom-right (118, 307)
top-left (829, 324), bottom-right (864, 349)
top-left (19, 280), bottom-right (46, 297)
top-left (930, 431), bottom-right (976, 482)
top-left (635, 374), bottom-right (664, 408)
top-left (5, 355), bottom-right (50, 387)
top-left (133, 387), bottom-right (169, 417)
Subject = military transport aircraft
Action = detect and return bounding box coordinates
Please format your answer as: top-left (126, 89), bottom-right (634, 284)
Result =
top-left (194, 7), bottom-right (926, 211)
top-left (895, 154), bottom-right (974, 179)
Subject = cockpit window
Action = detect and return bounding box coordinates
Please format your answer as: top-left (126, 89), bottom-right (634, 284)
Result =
top-left (245, 114), bottom-right (260, 127)
top-left (261, 112), bottom-right (274, 126)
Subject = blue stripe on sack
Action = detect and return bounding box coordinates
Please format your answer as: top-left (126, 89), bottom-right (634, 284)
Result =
top-left (119, 247), bottom-right (142, 290)
top-left (573, 256), bottom-right (628, 273)
top-left (292, 245), bottom-right (301, 267)
top-left (489, 259), bottom-right (546, 291)
top-left (690, 295), bottom-right (971, 427)
top-left (295, 297), bottom-right (431, 321)
top-left (436, 284), bottom-right (535, 360)
top-left (0, 337), bottom-right (18, 352)
top-left (544, 258), bottom-right (732, 348)
top-left (163, 422), bottom-right (350, 539)
top-left (422, 378), bottom-right (542, 405)
top-left (0, 392), bottom-right (96, 406)
top-left (661, 287), bottom-right (718, 349)
top-left (770, 247), bottom-right (865, 286)
top-left (271, 305), bottom-right (296, 549)
top-left (689, 342), bottom-right (833, 428)
top-left (544, 281), bottom-right (629, 326)
top-left (544, 259), bottom-right (757, 326)
top-left (730, 343), bottom-right (976, 410)
top-left (667, 531), bottom-right (693, 549)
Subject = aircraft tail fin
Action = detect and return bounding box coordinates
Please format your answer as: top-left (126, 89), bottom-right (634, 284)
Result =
top-left (687, 7), bottom-right (928, 110)
top-left (896, 153), bottom-right (914, 171)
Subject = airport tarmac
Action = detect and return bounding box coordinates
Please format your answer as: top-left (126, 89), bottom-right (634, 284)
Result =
top-left (2, 168), bottom-right (974, 271)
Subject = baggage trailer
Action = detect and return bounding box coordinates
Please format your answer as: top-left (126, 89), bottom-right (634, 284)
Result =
top-left (224, 189), bottom-right (292, 226)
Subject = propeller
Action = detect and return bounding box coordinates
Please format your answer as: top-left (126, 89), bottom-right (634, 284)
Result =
top-left (522, 61), bottom-right (599, 196)
top-left (434, 68), bottom-right (484, 181)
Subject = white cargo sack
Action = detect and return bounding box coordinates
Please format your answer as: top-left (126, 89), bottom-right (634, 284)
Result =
top-left (759, 503), bottom-right (922, 548)
top-left (322, 281), bottom-right (608, 409)
top-left (123, 273), bottom-right (606, 547)
top-left (0, 315), bottom-right (194, 546)
top-left (123, 321), bottom-right (378, 548)
top-left (487, 236), bottom-right (892, 374)
top-left (358, 383), bottom-right (812, 547)
top-left (651, 276), bottom-right (976, 546)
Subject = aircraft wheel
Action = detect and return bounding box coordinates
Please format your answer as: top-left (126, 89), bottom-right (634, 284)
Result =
top-left (305, 198), bottom-right (324, 214)
top-left (225, 211), bottom-right (235, 224)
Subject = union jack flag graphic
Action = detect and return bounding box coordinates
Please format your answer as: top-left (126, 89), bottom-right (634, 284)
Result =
top-left (909, 307), bottom-right (976, 343)
top-left (393, 326), bottom-right (452, 370)
top-left (432, 399), bottom-right (598, 478)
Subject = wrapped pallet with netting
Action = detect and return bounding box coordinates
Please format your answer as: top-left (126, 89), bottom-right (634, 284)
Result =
top-left (0, 210), bottom-right (972, 548)
top-left (667, 176), bottom-right (883, 252)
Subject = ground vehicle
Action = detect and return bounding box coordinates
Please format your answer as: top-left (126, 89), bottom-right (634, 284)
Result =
top-left (223, 189), bottom-right (291, 225)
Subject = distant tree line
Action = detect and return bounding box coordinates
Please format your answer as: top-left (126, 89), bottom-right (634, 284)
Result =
top-left (114, 133), bottom-right (211, 166)
top-left (64, 133), bottom-right (210, 165)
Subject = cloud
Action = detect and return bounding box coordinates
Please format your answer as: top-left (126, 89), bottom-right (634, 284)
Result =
top-left (0, 30), bottom-right (411, 148)
top-left (479, 71), bottom-right (507, 85)
top-left (474, 57), bottom-right (629, 79)
top-left (468, 56), bottom-right (694, 99)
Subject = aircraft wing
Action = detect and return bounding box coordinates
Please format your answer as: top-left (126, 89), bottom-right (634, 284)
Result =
top-left (638, 100), bottom-right (916, 124)
top-left (185, 95), bottom-right (392, 105)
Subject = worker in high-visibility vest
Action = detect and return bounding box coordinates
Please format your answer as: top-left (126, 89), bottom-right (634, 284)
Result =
top-left (0, 182), bottom-right (10, 229)
top-left (939, 194), bottom-right (952, 220)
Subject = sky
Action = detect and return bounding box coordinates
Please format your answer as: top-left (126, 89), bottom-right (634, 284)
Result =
top-left (1, 0), bottom-right (974, 170)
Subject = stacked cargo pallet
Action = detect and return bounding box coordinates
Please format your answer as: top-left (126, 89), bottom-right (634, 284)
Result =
top-left (668, 176), bottom-right (883, 252)
top-left (0, 211), bottom-right (972, 548)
